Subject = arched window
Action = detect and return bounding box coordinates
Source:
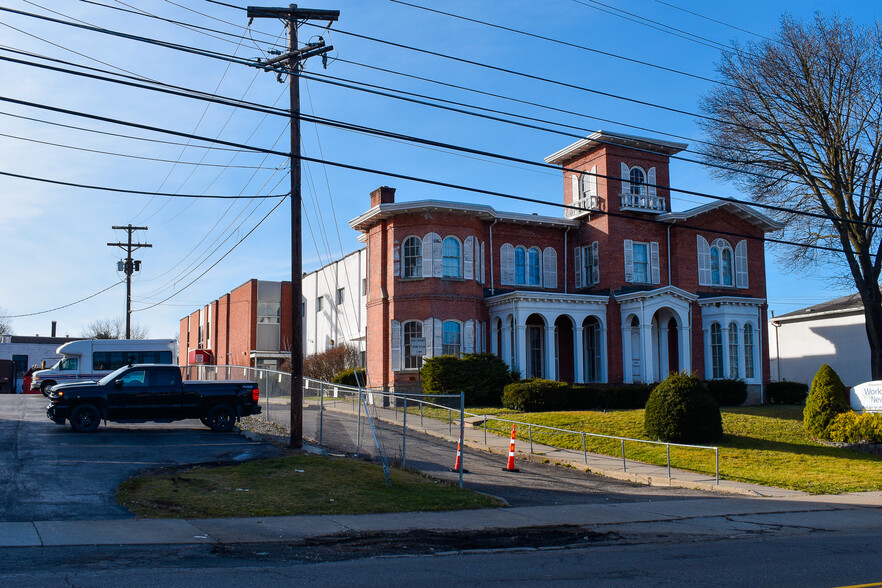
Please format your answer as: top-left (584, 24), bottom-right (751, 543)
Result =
top-left (528, 247), bottom-right (541, 286)
top-left (743, 323), bottom-right (755, 379)
top-left (403, 320), bottom-right (423, 369)
top-left (629, 167), bottom-right (646, 195)
top-left (442, 320), bottom-right (462, 356)
top-left (710, 322), bottom-right (723, 379)
top-left (402, 236), bottom-right (422, 279)
top-left (514, 246), bottom-right (526, 285)
top-left (442, 237), bottom-right (461, 278)
top-left (728, 322), bottom-right (740, 378)
top-left (710, 239), bottom-right (734, 286)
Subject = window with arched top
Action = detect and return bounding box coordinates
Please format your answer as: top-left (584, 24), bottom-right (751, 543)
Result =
top-left (528, 247), bottom-right (541, 286)
top-left (442, 237), bottom-right (462, 278)
top-left (514, 246), bottom-right (526, 284)
top-left (629, 167), bottom-right (646, 195)
top-left (402, 236), bottom-right (422, 278)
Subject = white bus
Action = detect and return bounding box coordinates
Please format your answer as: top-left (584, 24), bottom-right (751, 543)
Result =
top-left (31, 339), bottom-right (176, 394)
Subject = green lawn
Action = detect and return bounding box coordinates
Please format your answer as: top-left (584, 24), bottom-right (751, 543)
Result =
top-left (117, 454), bottom-right (503, 518)
top-left (472, 405), bottom-right (882, 494)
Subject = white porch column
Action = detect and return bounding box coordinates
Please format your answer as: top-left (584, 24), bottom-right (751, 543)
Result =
top-left (516, 324), bottom-right (527, 378)
top-left (703, 326), bottom-right (711, 377)
top-left (573, 322), bottom-right (584, 384)
top-left (641, 323), bottom-right (653, 383)
top-left (679, 326), bottom-right (691, 374)
top-left (501, 322), bottom-right (512, 369)
top-left (545, 320), bottom-right (556, 381)
top-left (621, 324), bottom-right (632, 384)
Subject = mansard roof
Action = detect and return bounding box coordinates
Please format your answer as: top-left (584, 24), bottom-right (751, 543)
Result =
top-left (349, 200), bottom-right (579, 232)
top-left (544, 131), bottom-right (688, 165)
top-left (659, 200), bottom-right (784, 233)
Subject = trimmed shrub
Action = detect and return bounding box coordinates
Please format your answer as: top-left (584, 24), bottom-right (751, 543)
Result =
top-left (568, 384), bottom-right (654, 410)
top-left (332, 368), bottom-right (366, 387)
top-left (804, 364), bottom-right (849, 439)
top-left (766, 380), bottom-right (809, 405)
top-left (502, 379), bottom-right (569, 412)
top-left (705, 378), bottom-right (748, 407)
top-left (644, 373), bottom-right (723, 444)
top-left (826, 411), bottom-right (882, 443)
top-left (420, 353), bottom-right (513, 406)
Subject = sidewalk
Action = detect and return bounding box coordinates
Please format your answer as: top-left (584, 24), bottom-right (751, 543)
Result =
top-left (1, 494), bottom-right (879, 548)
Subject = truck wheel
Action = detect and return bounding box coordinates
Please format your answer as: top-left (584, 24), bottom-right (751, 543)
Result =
top-left (70, 404), bottom-right (101, 433)
top-left (41, 381), bottom-right (56, 396)
top-left (205, 404), bottom-right (235, 432)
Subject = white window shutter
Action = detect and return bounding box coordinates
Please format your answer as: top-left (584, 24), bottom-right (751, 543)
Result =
top-left (588, 165), bottom-right (597, 197)
top-left (480, 241), bottom-right (486, 284)
top-left (542, 247), bottom-right (557, 289)
top-left (464, 236), bottom-right (474, 280)
top-left (591, 241), bottom-right (600, 285)
top-left (571, 174), bottom-right (579, 204)
top-left (393, 239), bottom-right (400, 277)
top-left (621, 162), bottom-right (630, 194)
top-left (422, 233), bottom-right (435, 278)
top-left (574, 246), bottom-right (582, 288)
top-left (423, 318), bottom-right (434, 358)
top-left (650, 241), bottom-right (660, 284)
top-left (501, 243), bottom-right (515, 285)
top-left (464, 319), bottom-right (475, 353)
top-left (432, 234), bottom-right (443, 277)
top-left (647, 167), bottom-right (657, 197)
top-left (735, 240), bottom-right (749, 288)
top-left (624, 239), bottom-right (634, 283)
top-left (390, 320), bottom-right (401, 372)
top-left (433, 318), bottom-right (443, 357)
top-left (697, 235), bottom-right (711, 286)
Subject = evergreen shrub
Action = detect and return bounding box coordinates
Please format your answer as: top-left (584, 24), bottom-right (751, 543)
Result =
top-left (803, 364), bottom-right (849, 439)
top-left (825, 411), bottom-right (882, 443)
top-left (643, 373), bottom-right (723, 443)
top-left (502, 379), bottom-right (569, 412)
top-left (705, 378), bottom-right (748, 407)
top-left (332, 368), bottom-right (366, 387)
top-left (420, 353), bottom-right (513, 406)
top-left (766, 380), bottom-right (809, 405)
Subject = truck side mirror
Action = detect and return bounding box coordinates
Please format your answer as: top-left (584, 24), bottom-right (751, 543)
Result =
top-left (114, 379), bottom-right (123, 390)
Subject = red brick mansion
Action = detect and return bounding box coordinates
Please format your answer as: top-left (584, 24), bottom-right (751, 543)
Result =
top-left (181, 132), bottom-right (780, 402)
top-left (349, 132), bottom-right (781, 401)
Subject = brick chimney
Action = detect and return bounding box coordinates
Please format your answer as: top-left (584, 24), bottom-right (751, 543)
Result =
top-left (370, 186), bottom-right (396, 207)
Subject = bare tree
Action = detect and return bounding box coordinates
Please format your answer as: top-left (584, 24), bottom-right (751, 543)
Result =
top-left (82, 317), bottom-right (149, 339)
top-left (0, 308), bottom-right (11, 335)
top-left (700, 14), bottom-right (882, 378)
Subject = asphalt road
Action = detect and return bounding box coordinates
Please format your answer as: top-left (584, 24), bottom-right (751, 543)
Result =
top-left (0, 395), bottom-right (282, 522)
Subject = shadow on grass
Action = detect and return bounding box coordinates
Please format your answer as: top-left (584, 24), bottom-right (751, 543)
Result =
top-left (719, 433), bottom-right (882, 461)
top-left (724, 405), bottom-right (805, 421)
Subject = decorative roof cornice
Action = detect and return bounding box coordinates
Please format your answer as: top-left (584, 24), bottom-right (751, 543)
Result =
top-left (544, 130), bottom-right (688, 165)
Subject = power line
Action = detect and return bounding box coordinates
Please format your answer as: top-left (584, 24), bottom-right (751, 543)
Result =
top-left (650, 0), bottom-right (773, 42)
top-left (6, 281), bottom-right (124, 318)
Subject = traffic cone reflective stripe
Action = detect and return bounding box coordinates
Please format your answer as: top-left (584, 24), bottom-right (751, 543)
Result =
top-left (503, 423), bottom-right (519, 472)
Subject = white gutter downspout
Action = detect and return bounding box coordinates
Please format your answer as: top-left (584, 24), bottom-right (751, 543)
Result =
top-left (564, 226), bottom-right (571, 293)
top-left (489, 219), bottom-right (498, 295)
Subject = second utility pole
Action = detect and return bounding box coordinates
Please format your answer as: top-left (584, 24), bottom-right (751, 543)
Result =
top-left (247, 4), bottom-right (339, 449)
top-left (107, 224), bottom-right (151, 339)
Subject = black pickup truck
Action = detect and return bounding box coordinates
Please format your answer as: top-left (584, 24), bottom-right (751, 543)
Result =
top-left (46, 364), bottom-right (262, 433)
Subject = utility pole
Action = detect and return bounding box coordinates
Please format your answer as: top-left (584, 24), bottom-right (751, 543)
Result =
top-left (107, 224), bottom-right (152, 339)
top-left (247, 4), bottom-right (339, 448)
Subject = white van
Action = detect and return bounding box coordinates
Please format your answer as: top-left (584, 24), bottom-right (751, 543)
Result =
top-left (31, 339), bottom-right (176, 394)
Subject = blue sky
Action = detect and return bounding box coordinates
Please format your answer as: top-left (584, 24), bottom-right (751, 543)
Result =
top-left (0, 0), bottom-right (877, 340)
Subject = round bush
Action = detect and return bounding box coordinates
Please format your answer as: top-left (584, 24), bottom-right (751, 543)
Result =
top-left (502, 379), bottom-right (569, 412)
top-left (803, 364), bottom-right (849, 439)
top-left (644, 373), bottom-right (722, 444)
top-left (705, 378), bottom-right (748, 407)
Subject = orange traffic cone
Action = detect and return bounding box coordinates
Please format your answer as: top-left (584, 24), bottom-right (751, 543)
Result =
top-left (502, 424), bottom-right (519, 472)
top-left (450, 431), bottom-right (468, 473)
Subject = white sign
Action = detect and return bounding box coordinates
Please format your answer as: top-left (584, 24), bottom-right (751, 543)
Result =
top-left (409, 337), bottom-right (427, 357)
top-left (851, 381), bottom-right (882, 413)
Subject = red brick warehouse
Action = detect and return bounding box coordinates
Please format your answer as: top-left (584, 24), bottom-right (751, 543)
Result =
top-left (348, 132), bottom-right (782, 402)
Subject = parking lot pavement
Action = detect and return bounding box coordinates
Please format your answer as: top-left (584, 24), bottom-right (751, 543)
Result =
top-left (0, 395), bottom-right (283, 522)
